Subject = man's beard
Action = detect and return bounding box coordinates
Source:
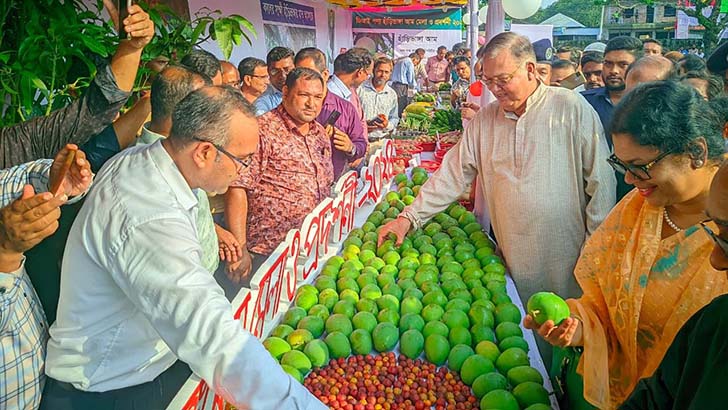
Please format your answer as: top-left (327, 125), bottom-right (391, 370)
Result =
top-left (605, 82), bottom-right (625, 92)
top-left (373, 78), bottom-right (385, 87)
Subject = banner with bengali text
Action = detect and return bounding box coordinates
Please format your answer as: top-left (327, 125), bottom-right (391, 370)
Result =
top-left (260, 0), bottom-right (315, 27)
top-left (352, 9), bottom-right (463, 59)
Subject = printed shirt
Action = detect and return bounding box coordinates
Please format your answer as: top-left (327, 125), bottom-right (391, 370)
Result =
top-left (232, 106), bottom-right (334, 255)
top-left (451, 78), bottom-right (470, 109)
top-left (425, 56), bottom-right (450, 83)
top-left (0, 159), bottom-right (85, 410)
top-left (357, 79), bottom-right (399, 140)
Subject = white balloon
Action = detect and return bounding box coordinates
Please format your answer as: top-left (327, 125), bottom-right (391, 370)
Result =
top-left (478, 5), bottom-right (488, 24)
top-left (463, 13), bottom-right (471, 26)
top-left (502, 0), bottom-right (542, 20)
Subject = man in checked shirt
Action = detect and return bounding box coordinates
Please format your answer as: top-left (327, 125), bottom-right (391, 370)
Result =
top-left (0, 145), bottom-right (92, 410)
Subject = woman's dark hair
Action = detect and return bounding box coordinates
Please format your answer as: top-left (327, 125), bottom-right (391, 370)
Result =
top-left (611, 81), bottom-right (724, 160)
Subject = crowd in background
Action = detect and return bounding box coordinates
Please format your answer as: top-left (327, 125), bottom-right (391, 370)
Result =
top-left (1, 3), bottom-right (728, 410)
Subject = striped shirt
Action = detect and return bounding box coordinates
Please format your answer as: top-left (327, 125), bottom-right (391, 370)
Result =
top-left (0, 159), bottom-right (53, 410)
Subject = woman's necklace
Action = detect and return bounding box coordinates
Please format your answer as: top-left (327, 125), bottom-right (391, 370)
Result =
top-left (663, 208), bottom-right (683, 232)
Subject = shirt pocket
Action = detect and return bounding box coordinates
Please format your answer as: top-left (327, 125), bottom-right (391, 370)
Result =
top-left (260, 160), bottom-right (316, 201)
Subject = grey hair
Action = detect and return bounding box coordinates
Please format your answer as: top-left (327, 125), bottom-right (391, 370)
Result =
top-left (169, 86), bottom-right (255, 148)
top-left (481, 32), bottom-right (536, 65)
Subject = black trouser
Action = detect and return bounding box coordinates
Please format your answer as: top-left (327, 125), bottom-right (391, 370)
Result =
top-left (39, 361), bottom-right (192, 410)
top-left (391, 82), bottom-right (410, 116)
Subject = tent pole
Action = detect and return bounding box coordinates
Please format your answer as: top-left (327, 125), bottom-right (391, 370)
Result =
top-left (468, 0), bottom-right (478, 82)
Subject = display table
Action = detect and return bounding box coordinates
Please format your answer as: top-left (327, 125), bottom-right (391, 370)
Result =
top-left (167, 140), bottom-right (560, 410)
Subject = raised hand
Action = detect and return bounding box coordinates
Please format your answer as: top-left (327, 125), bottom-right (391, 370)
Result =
top-left (122, 4), bottom-right (155, 50)
top-left (49, 144), bottom-right (92, 197)
top-left (0, 185), bottom-right (67, 254)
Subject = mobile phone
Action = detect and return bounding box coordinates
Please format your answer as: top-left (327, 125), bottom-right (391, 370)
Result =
top-left (559, 72), bottom-right (586, 90)
top-left (325, 110), bottom-right (341, 127)
top-left (50, 149), bottom-right (77, 196)
top-left (118, 0), bottom-right (133, 40)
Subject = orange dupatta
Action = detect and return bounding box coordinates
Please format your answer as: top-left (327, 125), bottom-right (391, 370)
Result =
top-left (566, 191), bottom-right (728, 409)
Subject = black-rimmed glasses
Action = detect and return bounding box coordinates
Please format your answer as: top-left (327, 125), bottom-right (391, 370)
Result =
top-left (607, 150), bottom-right (673, 181)
top-left (192, 137), bottom-right (252, 169)
top-left (701, 222), bottom-right (728, 256)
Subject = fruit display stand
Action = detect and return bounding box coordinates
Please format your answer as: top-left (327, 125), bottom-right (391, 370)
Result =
top-left (166, 140), bottom-right (559, 410)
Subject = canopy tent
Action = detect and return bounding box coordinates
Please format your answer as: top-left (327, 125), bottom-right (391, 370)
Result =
top-left (326, 0), bottom-right (467, 7)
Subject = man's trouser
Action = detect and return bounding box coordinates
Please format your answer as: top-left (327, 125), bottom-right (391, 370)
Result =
top-left (391, 82), bottom-right (410, 116)
top-left (39, 360), bottom-right (192, 410)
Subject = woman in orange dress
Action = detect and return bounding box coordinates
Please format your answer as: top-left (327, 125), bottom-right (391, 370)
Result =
top-left (525, 81), bottom-right (728, 409)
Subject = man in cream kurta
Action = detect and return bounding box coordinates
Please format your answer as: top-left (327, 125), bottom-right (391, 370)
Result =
top-left (403, 83), bottom-right (615, 301)
top-left (381, 33), bottom-right (616, 305)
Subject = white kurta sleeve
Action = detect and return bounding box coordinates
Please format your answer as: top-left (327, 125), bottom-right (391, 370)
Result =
top-left (401, 119), bottom-right (480, 228)
top-left (107, 217), bottom-right (326, 410)
top-left (578, 101), bottom-right (616, 235)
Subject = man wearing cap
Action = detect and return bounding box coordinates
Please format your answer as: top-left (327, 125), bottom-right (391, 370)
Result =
top-left (532, 38), bottom-right (554, 84)
top-left (582, 36), bottom-right (643, 200)
top-left (584, 41), bottom-right (607, 55)
top-left (707, 41), bottom-right (728, 94)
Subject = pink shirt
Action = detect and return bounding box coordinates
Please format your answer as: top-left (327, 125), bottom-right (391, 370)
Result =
top-left (425, 56), bottom-right (450, 83)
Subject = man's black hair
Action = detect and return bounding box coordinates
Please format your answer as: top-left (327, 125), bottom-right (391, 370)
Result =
top-left (180, 49), bottom-right (221, 81)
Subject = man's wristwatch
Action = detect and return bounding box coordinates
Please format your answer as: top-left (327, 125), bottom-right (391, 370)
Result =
top-left (349, 145), bottom-right (357, 157)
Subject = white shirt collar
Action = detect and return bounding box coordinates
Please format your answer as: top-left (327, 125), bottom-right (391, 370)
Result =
top-left (148, 139), bottom-right (199, 211)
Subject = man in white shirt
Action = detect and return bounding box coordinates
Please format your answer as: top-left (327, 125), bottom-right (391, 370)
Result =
top-left (41, 86), bottom-right (325, 409)
top-left (379, 32), bottom-right (616, 305)
top-left (358, 57), bottom-right (399, 140)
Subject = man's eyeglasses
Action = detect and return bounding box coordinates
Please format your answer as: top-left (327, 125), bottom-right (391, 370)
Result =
top-left (481, 63), bottom-right (523, 88)
top-left (607, 150), bottom-right (673, 181)
top-left (247, 74), bottom-right (270, 80)
top-left (700, 222), bottom-right (728, 256)
top-left (269, 67), bottom-right (293, 77)
top-left (192, 137), bottom-right (252, 169)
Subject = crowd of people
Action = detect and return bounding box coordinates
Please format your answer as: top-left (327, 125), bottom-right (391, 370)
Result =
top-left (2, 3), bottom-right (728, 410)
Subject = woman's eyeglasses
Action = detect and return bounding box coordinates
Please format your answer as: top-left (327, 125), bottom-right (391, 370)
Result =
top-left (607, 150), bottom-right (673, 181)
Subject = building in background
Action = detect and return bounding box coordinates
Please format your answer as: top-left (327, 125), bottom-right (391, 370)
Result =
top-left (541, 13), bottom-right (599, 42)
top-left (603, 1), bottom-right (681, 41)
